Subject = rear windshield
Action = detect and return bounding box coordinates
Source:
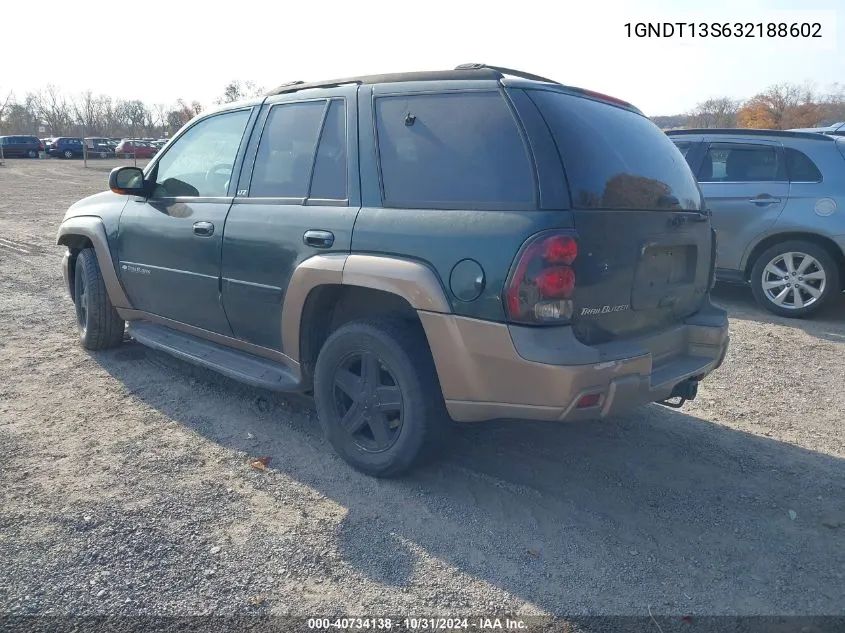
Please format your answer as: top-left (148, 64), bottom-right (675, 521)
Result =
top-left (526, 89), bottom-right (702, 211)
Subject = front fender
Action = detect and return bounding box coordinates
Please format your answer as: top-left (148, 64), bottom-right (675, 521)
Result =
top-left (56, 216), bottom-right (133, 309)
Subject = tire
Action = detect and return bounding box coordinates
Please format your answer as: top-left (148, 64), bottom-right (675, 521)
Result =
top-left (27, 149), bottom-right (37, 158)
top-left (63, 149), bottom-right (74, 159)
top-left (750, 240), bottom-right (840, 318)
top-left (313, 317), bottom-right (450, 477)
top-left (73, 249), bottom-right (125, 350)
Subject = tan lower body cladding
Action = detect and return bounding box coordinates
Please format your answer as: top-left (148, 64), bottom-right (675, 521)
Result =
top-left (419, 311), bottom-right (729, 423)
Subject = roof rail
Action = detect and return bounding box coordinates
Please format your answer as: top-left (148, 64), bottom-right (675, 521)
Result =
top-left (265, 65), bottom-right (553, 97)
top-left (666, 128), bottom-right (836, 142)
top-left (454, 63), bottom-right (560, 85)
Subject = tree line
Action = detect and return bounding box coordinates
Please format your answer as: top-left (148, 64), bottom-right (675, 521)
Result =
top-left (0, 80), bottom-right (264, 138)
top-left (651, 82), bottom-right (845, 131)
top-left (5, 79), bottom-right (844, 138)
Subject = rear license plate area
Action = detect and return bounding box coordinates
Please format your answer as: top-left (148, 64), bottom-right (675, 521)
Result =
top-left (631, 245), bottom-right (697, 310)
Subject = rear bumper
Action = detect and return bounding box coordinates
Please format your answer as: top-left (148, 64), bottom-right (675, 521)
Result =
top-left (420, 297), bottom-right (730, 423)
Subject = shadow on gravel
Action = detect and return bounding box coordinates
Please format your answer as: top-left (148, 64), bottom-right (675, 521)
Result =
top-left (93, 342), bottom-right (845, 614)
top-left (712, 283), bottom-right (845, 343)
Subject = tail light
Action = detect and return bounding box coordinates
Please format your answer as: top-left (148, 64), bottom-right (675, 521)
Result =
top-left (504, 231), bottom-right (578, 324)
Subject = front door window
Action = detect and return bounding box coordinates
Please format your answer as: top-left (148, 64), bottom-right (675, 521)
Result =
top-left (152, 109), bottom-right (251, 198)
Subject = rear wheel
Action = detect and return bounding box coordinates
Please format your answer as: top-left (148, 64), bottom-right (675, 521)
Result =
top-left (750, 240), bottom-right (840, 318)
top-left (313, 318), bottom-right (449, 477)
top-left (74, 249), bottom-right (125, 350)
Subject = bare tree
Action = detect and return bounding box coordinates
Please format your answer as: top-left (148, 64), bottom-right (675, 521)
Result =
top-left (0, 90), bottom-right (13, 133)
top-left (153, 103), bottom-right (168, 135)
top-left (72, 90), bottom-right (103, 136)
top-left (688, 97), bottom-right (740, 128)
top-left (215, 80), bottom-right (265, 104)
top-left (32, 85), bottom-right (72, 136)
top-left (118, 100), bottom-right (149, 135)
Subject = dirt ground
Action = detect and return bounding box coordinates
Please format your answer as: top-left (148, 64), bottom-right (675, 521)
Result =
top-left (1, 158), bottom-right (844, 622)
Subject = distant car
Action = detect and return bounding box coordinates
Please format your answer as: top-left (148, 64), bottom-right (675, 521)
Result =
top-left (788, 122), bottom-right (845, 137)
top-left (84, 137), bottom-right (116, 158)
top-left (47, 137), bottom-right (85, 159)
top-left (668, 128), bottom-right (845, 318)
top-left (114, 140), bottom-right (157, 159)
top-left (0, 135), bottom-right (43, 158)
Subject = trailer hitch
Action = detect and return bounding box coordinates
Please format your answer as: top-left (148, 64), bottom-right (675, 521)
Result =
top-left (657, 378), bottom-right (699, 409)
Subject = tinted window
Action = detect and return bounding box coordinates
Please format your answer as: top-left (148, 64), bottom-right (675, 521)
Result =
top-left (785, 147), bottom-right (822, 182)
top-left (672, 141), bottom-right (692, 158)
top-left (310, 100), bottom-right (347, 200)
top-left (249, 101), bottom-right (326, 198)
top-left (527, 89), bottom-right (701, 211)
top-left (699, 144), bottom-right (780, 182)
top-left (153, 109), bottom-right (250, 197)
top-left (375, 91), bottom-right (534, 208)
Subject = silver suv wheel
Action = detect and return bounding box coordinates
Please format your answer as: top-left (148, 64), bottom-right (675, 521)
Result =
top-left (750, 240), bottom-right (840, 318)
top-left (761, 251), bottom-right (826, 310)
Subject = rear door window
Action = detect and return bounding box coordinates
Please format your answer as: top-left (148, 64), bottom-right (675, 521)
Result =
top-left (249, 100), bottom-right (326, 199)
top-left (699, 143), bottom-right (783, 183)
top-left (526, 89), bottom-right (702, 211)
top-left (375, 91), bottom-right (534, 208)
top-left (785, 147), bottom-right (822, 182)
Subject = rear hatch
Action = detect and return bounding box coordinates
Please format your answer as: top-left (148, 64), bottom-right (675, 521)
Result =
top-left (525, 88), bottom-right (714, 345)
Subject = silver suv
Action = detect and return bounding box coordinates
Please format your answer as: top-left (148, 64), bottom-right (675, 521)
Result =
top-left (667, 129), bottom-right (845, 318)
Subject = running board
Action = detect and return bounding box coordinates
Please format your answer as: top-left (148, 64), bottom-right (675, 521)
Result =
top-left (127, 322), bottom-right (301, 392)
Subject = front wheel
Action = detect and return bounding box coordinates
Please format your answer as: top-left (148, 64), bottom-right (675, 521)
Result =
top-left (73, 249), bottom-right (125, 350)
top-left (750, 240), bottom-right (840, 318)
top-left (27, 149), bottom-right (37, 158)
top-left (63, 149), bottom-right (74, 159)
top-left (313, 318), bottom-right (449, 477)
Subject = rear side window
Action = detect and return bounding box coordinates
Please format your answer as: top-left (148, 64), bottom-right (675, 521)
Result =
top-left (375, 91), bottom-right (534, 208)
top-left (249, 101), bottom-right (326, 198)
top-left (785, 148), bottom-right (822, 182)
top-left (699, 143), bottom-right (781, 182)
top-left (527, 89), bottom-right (702, 211)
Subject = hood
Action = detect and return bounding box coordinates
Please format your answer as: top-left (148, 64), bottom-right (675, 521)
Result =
top-left (62, 190), bottom-right (129, 222)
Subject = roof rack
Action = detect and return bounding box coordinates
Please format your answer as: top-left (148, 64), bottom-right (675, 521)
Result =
top-left (265, 64), bottom-right (558, 97)
top-left (666, 128), bottom-right (835, 141)
top-left (454, 63), bottom-right (561, 85)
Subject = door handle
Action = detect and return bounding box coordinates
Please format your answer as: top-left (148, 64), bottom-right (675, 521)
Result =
top-left (303, 229), bottom-right (334, 248)
top-left (193, 221), bottom-right (215, 237)
top-left (748, 195), bottom-right (781, 206)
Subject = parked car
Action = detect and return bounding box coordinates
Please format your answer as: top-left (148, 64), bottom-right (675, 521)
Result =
top-left (47, 137), bottom-right (85, 159)
top-left (0, 135), bottom-right (43, 158)
top-left (56, 64), bottom-right (729, 477)
top-left (114, 139), bottom-right (157, 159)
top-left (788, 122), bottom-right (845, 137)
top-left (83, 137), bottom-right (116, 158)
top-left (668, 128), bottom-right (845, 318)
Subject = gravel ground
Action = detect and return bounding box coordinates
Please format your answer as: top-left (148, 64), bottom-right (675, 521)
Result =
top-left (1, 159), bottom-right (844, 625)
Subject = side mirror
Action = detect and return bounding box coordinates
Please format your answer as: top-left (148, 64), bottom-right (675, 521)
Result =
top-left (109, 166), bottom-right (146, 196)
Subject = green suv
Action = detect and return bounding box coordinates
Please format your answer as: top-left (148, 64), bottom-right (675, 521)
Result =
top-left (57, 64), bottom-right (730, 476)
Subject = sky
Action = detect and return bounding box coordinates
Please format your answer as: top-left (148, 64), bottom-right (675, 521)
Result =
top-left (2, 0), bottom-right (842, 117)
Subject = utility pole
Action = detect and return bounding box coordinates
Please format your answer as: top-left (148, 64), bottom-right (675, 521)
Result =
top-left (82, 122), bottom-right (88, 168)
